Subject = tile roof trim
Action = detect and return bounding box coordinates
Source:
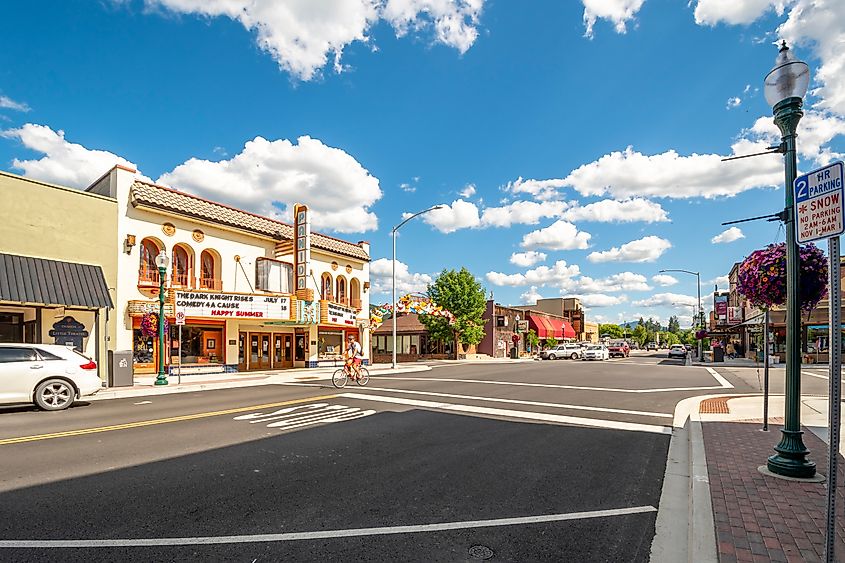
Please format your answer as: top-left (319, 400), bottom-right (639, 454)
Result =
top-left (130, 180), bottom-right (370, 261)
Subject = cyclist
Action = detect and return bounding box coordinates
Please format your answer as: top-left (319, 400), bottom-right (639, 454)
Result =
top-left (345, 335), bottom-right (364, 380)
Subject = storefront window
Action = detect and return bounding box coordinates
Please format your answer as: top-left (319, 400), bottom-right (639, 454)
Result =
top-left (169, 325), bottom-right (223, 364)
top-left (133, 330), bottom-right (154, 366)
top-left (318, 330), bottom-right (344, 358)
top-left (0, 313), bottom-right (23, 342)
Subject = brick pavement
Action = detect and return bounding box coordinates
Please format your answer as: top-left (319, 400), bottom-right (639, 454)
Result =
top-left (703, 421), bottom-right (845, 563)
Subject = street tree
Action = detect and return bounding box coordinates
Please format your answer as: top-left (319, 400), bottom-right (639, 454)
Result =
top-left (599, 324), bottom-right (623, 339)
top-left (546, 337), bottom-right (559, 348)
top-left (668, 316), bottom-right (680, 334)
top-left (525, 329), bottom-right (540, 352)
top-left (420, 267), bottom-right (487, 351)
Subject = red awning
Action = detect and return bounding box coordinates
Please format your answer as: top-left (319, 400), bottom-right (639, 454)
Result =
top-left (562, 320), bottom-right (576, 339)
top-left (546, 318), bottom-right (564, 339)
top-left (527, 314), bottom-right (551, 338)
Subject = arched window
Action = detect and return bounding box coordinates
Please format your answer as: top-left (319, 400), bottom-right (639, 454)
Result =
top-left (172, 246), bottom-right (190, 287)
top-left (350, 278), bottom-right (361, 309)
top-left (336, 276), bottom-right (347, 305)
top-left (139, 238), bottom-right (162, 285)
top-left (199, 250), bottom-right (219, 290)
top-left (321, 273), bottom-right (333, 300)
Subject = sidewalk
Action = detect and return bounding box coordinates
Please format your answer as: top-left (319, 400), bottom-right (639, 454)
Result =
top-left (674, 394), bottom-right (845, 562)
top-left (90, 363), bottom-right (432, 401)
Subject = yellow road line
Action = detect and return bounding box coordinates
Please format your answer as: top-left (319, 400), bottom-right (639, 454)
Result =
top-left (0, 394), bottom-right (337, 446)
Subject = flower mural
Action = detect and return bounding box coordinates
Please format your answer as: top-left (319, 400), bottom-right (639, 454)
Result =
top-left (737, 243), bottom-right (828, 311)
top-left (367, 293), bottom-right (455, 331)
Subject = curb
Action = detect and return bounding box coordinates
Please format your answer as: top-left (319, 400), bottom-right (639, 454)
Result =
top-left (89, 365), bottom-right (432, 401)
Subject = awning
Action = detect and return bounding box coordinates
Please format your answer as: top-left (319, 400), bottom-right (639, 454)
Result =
top-left (562, 320), bottom-right (577, 339)
top-left (0, 253), bottom-right (113, 309)
top-left (527, 314), bottom-right (553, 338)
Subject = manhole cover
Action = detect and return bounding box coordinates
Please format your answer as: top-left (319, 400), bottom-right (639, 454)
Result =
top-left (468, 545), bottom-right (494, 560)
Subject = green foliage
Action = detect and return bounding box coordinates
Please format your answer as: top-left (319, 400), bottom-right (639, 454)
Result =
top-left (632, 325), bottom-right (649, 347)
top-left (660, 331), bottom-right (680, 346)
top-left (525, 329), bottom-right (540, 350)
top-left (599, 324), bottom-right (623, 339)
top-left (420, 267), bottom-right (488, 347)
top-left (668, 315), bottom-right (680, 334)
top-left (545, 337), bottom-right (558, 348)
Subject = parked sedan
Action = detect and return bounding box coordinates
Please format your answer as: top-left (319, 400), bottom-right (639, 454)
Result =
top-left (668, 344), bottom-right (688, 359)
top-left (582, 345), bottom-right (609, 361)
top-left (540, 344), bottom-right (583, 360)
top-left (0, 344), bottom-right (102, 411)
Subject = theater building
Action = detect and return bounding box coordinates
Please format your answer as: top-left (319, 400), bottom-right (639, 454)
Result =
top-left (87, 165), bottom-right (370, 377)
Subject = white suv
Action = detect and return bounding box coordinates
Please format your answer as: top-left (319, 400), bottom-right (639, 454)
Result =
top-left (0, 344), bottom-right (102, 411)
top-left (540, 344), bottom-right (582, 360)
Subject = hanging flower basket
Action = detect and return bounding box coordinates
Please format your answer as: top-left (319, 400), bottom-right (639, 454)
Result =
top-left (736, 242), bottom-right (828, 311)
top-left (140, 312), bottom-right (169, 338)
top-left (695, 329), bottom-right (708, 340)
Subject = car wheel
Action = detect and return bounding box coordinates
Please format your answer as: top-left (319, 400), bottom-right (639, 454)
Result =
top-left (570, 353), bottom-right (578, 360)
top-left (34, 379), bottom-right (75, 411)
top-left (548, 354), bottom-right (556, 360)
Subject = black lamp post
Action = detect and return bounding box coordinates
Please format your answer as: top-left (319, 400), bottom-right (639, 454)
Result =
top-left (155, 249), bottom-right (169, 386)
top-left (764, 41), bottom-right (814, 478)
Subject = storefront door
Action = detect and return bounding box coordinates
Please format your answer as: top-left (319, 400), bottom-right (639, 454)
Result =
top-left (282, 334), bottom-right (293, 368)
top-left (249, 333), bottom-right (271, 370)
top-left (238, 333), bottom-right (247, 372)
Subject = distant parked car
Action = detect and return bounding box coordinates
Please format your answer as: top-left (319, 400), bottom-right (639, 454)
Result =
top-left (0, 344), bottom-right (102, 411)
top-left (540, 344), bottom-right (582, 360)
top-left (607, 340), bottom-right (630, 358)
top-left (668, 344), bottom-right (688, 359)
top-left (646, 343), bottom-right (658, 351)
top-left (582, 345), bottom-right (609, 361)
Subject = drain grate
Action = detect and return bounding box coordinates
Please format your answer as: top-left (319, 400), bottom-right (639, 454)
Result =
top-left (699, 397), bottom-right (731, 414)
top-left (468, 545), bottom-right (494, 560)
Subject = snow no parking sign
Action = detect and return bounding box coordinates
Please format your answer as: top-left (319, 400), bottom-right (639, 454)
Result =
top-left (795, 161), bottom-right (844, 244)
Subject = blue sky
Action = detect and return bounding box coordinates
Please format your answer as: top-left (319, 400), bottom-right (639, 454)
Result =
top-left (1, 0), bottom-right (844, 327)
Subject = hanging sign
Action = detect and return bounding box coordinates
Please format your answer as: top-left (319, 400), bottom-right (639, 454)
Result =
top-left (795, 161), bottom-right (844, 243)
top-left (175, 291), bottom-right (290, 320)
top-left (326, 302), bottom-right (356, 326)
top-left (294, 204), bottom-right (311, 292)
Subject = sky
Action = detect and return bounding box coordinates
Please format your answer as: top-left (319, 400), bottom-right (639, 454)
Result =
top-left (1, 0), bottom-right (844, 328)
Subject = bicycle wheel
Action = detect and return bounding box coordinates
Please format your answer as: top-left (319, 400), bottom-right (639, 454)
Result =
top-left (356, 367), bottom-right (370, 386)
top-left (332, 368), bottom-right (348, 389)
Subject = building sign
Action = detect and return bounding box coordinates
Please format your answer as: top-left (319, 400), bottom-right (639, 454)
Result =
top-left (727, 307), bottom-right (742, 325)
top-left (714, 295), bottom-right (728, 321)
top-left (175, 291), bottom-right (291, 320)
top-left (297, 300), bottom-right (319, 324)
top-left (795, 161), bottom-right (844, 243)
top-left (326, 302), bottom-right (356, 326)
top-left (127, 300), bottom-right (174, 317)
top-left (49, 316), bottom-right (88, 352)
top-left (294, 204), bottom-right (311, 292)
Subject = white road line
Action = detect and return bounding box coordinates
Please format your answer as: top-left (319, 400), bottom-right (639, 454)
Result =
top-left (340, 385), bottom-right (672, 419)
top-left (338, 393), bottom-right (672, 435)
top-left (705, 368), bottom-right (734, 389)
top-left (0, 506), bottom-right (657, 548)
top-left (375, 376), bottom-right (726, 394)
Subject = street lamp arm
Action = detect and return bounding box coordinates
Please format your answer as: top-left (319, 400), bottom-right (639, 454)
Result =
top-left (392, 205), bottom-right (445, 233)
top-left (659, 268), bottom-right (699, 277)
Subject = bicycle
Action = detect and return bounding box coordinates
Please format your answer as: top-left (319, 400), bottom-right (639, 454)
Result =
top-left (332, 361), bottom-right (369, 389)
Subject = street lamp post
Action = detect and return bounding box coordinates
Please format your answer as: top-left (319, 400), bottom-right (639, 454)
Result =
top-left (764, 42), bottom-right (814, 478)
top-left (392, 205), bottom-right (444, 369)
top-left (660, 269), bottom-right (702, 360)
top-left (155, 250), bottom-right (169, 386)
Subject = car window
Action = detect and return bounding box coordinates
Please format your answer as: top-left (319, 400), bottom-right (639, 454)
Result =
top-left (35, 348), bottom-right (64, 361)
top-left (0, 347), bottom-right (38, 363)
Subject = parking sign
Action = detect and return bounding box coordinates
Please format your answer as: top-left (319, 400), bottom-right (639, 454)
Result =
top-left (175, 311), bottom-right (186, 326)
top-left (794, 161), bottom-right (844, 243)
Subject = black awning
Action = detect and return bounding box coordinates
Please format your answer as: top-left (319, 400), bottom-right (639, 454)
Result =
top-left (0, 253), bottom-right (113, 309)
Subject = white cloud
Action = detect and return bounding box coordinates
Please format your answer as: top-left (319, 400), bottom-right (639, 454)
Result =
top-left (146, 0), bottom-right (484, 81)
top-left (480, 200), bottom-right (570, 228)
top-left (711, 226), bottom-right (745, 244)
top-left (574, 293), bottom-right (629, 307)
top-left (369, 258), bottom-right (432, 296)
top-left (459, 183), bottom-right (476, 198)
top-left (632, 292), bottom-right (698, 308)
top-left (709, 275), bottom-right (730, 289)
top-left (0, 95), bottom-right (30, 112)
top-left (420, 199), bottom-right (481, 233)
top-left (561, 198), bottom-right (669, 223)
top-left (652, 274), bottom-right (679, 287)
top-left (1, 123), bottom-right (140, 188)
top-left (587, 235), bottom-right (671, 263)
top-left (748, 110), bottom-right (845, 165)
top-left (726, 96), bottom-right (742, 109)
top-left (510, 251), bottom-right (547, 267)
top-left (486, 260), bottom-right (581, 288)
top-left (400, 182), bottom-right (416, 193)
top-left (520, 220), bottom-right (592, 251)
top-left (573, 272), bottom-right (651, 293)
top-left (693, 0), bottom-right (785, 26)
top-left (158, 135), bottom-right (382, 233)
top-left (581, 0), bottom-right (645, 38)
top-left (519, 286), bottom-right (544, 304)
top-left (503, 176), bottom-right (568, 201)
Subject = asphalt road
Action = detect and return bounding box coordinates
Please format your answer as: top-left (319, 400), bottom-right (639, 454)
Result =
top-left (0, 352), bottom-right (747, 562)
